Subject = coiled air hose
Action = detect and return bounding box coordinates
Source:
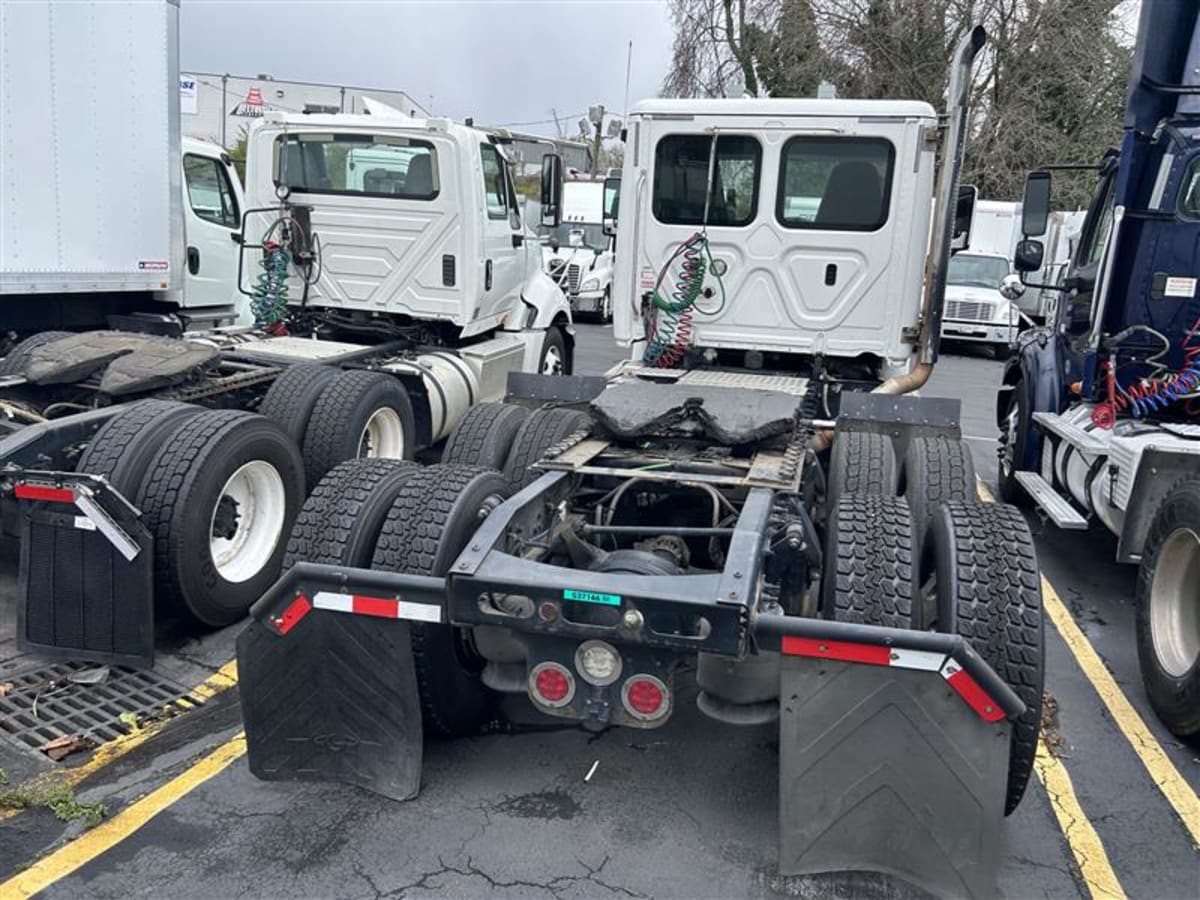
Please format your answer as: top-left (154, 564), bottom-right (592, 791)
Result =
top-left (249, 214), bottom-right (321, 335)
top-left (642, 232), bottom-right (725, 368)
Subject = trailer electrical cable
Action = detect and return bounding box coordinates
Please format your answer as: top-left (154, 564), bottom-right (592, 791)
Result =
top-left (642, 232), bottom-right (726, 368)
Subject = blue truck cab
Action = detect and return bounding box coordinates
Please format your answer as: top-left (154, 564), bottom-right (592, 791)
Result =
top-left (999, 2), bottom-right (1200, 737)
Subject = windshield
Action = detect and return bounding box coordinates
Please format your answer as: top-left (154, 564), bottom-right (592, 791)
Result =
top-left (540, 222), bottom-right (607, 251)
top-left (947, 254), bottom-right (1010, 289)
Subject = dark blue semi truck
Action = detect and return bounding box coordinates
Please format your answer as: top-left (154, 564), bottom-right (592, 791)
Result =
top-left (1001, 2), bottom-right (1200, 737)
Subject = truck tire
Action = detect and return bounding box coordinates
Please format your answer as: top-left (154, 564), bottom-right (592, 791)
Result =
top-left (137, 410), bottom-right (305, 627)
top-left (283, 458), bottom-right (421, 570)
top-left (538, 327), bottom-right (568, 375)
top-left (828, 430), bottom-right (898, 507)
top-left (924, 500), bottom-right (1043, 815)
top-left (0, 330), bottom-right (73, 376)
top-left (501, 407), bottom-right (590, 493)
top-left (257, 364), bottom-right (338, 444)
top-left (821, 494), bottom-right (914, 628)
top-left (1135, 479), bottom-right (1200, 738)
top-left (600, 288), bottom-right (613, 324)
top-left (371, 465), bottom-right (510, 736)
top-left (998, 380), bottom-right (1032, 505)
top-left (302, 369), bottom-right (416, 487)
top-left (904, 435), bottom-right (977, 559)
top-left (441, 402), bottom-right (530, 470)
top-left (74, 399), bottom-right (202, 496)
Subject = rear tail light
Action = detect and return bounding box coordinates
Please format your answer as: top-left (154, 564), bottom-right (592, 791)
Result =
top-left (529, 662), bottom-right (575, 708)
top-left (621, 674), bottom-right (669, 721)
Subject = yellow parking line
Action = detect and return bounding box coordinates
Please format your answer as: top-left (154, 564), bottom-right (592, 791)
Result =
top-left (978, 478), bottom-right (1200, 845)
top-left (2, 733), bottom-right (247, 899)
top-left (0, 660), bottom-right (238, 823)
top-left (1040, 576), bottom-right (1200, 846)
top-left (1034, 736), bottom-right (1127, 899)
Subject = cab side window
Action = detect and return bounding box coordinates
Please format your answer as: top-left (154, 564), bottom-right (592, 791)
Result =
top-left (184, 154), bottom-right (239, 228)
top-left (480, 144), bottom-right (508, 219)
top-left (652, 135), bottom-right (761, 227)
top-left (1177, 157), bottom-right (1200, 219)
top-left (1076, 174), bottom-right (1115, 268)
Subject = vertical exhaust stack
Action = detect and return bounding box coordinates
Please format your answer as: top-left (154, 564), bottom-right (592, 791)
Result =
top-left (921, 25), bottom-right (987, 367)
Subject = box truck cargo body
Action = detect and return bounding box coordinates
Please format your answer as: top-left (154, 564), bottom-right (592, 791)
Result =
top-left (0, 0), bottom-right (244, 335)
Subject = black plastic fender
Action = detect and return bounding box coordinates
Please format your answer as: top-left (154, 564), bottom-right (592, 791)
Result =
top-left (998, 327), bottom-right (1065, 472)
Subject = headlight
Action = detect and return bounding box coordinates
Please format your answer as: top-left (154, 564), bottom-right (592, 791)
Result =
top-left (581, 277), bottom-right (600, 292)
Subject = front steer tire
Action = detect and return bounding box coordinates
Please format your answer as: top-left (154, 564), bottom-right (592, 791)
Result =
top-left (371, 465), bottom-right (511, 737)
top-left (1135, 479), bottom-right (1200, 738)
top-left (137, 410), bottom-right (305, 627)
top-left (925, 500), bottom-right (1044, 815)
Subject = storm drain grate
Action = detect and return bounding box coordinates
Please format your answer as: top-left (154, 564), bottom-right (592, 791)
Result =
top-left (0, 661), bottom-right (203, 758)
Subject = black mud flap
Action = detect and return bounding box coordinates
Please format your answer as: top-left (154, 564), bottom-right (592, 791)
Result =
top-left (778, 655), bottom-right (1009, 900)
top-left (16, 475), bottom-right (154, 668)
top-left (237, 606), bottom-right (424, 801)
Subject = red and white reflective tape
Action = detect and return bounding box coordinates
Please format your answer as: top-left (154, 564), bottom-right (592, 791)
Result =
top-left (15, 481), bottom-right (139, 561)
top-left (312, 591), bottom-right (442, 624)
top-left (780, 635), bottom-right (1005, 723)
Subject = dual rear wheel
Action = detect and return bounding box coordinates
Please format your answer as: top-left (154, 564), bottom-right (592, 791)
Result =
top-left (824, 430), bottom-right (1043, 815)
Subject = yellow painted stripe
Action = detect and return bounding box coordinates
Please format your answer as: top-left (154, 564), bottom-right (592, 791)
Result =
top-left (0, 660), bottom-right (238, 823)
top-left (2, 734), bottom-right (247, 899)
top-left (1034, 736), bottom-right (1127, 899)
top-left (978, 477), bottom-right (1200, 845)
top-left (1040, 576), bottom-right (1200, 846)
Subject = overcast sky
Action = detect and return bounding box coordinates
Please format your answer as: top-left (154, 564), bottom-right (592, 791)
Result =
top-left (180, 0), bottom-right (675, 136)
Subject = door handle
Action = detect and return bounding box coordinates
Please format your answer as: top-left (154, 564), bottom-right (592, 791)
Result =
top-left (485, 259), bottom-right (493, 291)
top-left (187, 246), bottom-right (200, 275)
top-left (511, 233), bottom-right (524, 248)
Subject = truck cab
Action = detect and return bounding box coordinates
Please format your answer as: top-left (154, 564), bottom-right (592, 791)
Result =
top-left (244, 110), bottom-right (573, 365)
top-left (179, 137), bottom-right (247, 324)
top-left (540, 179), bottom-right (616, 322)
top-left (612, 98), bottom-right (939, 385)
top-left (999, 2), bottom-right (1200, 738)
top-left (940, 250), bottom-right (1019, 353)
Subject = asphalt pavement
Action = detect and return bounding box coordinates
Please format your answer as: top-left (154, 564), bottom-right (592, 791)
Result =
top-left (1, 326), bottom-right (1197, 899)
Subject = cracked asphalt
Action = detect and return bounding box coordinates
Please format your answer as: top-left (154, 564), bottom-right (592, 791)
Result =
top-left (2, 326), bottom-right (1198, 899)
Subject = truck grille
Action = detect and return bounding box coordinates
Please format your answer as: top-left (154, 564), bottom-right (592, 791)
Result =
top-left (945, 299), bottom-right (995, 322)
top-left (567, 264), bottom-right (581, 294)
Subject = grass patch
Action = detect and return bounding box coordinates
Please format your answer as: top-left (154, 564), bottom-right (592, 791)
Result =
top-left (0, 773), bottom-right (105, 827)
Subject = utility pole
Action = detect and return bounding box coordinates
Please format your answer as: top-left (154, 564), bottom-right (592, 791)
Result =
top-left (590, 104), bottom-right (605, 175)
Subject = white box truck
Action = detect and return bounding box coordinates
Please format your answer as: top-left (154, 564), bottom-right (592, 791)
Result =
top-left (0, 0), bottom-right (246, 342)
top-left (540, 179), bottom-right (616, 321)
top-left (940, 199), bottom-right (1022, 353)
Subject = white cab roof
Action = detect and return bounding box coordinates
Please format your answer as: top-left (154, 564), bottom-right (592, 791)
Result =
top-left (631, 98), bottom-right (937, 120)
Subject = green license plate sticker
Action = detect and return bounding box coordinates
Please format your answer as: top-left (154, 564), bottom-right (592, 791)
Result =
top-left (563, 589), bottom-right (622, 606)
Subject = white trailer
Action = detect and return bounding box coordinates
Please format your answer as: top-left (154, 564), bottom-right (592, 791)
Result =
top-left (0, 0), bottom-right (245, 339)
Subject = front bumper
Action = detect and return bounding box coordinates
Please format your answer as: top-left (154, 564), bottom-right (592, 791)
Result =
top-left (941, 319), bottom-right (1017, 344)
top-left (568, 290), bottom-right (605, 312)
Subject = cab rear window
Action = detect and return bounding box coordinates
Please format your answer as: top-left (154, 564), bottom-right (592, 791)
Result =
top-left (777, 137), bottom-right (894, 231)
top-left (274, 134), bottom-right (439, 200)
top-left (652, 135), bottom-right (761, 227)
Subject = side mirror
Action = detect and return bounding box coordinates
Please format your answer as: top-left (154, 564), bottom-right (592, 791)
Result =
top-left (1014, 239), bottom-right (1045, 273)
top-left (602, 176), bottom-right (621, 236)
top-left (540, 154), bottom-right (563, 229)
top-left (951, 184), bottom-right (977, 252)
top-left (999, 273), bottom-right (1026, 300)
top-left (1022, 171), bottom-right (1052, 237)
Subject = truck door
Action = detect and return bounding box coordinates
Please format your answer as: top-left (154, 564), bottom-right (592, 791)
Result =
top-left (1060, 164), bottom-right (1117, 373)
top-left (477, 143), bottom-right (524, 323)
top-left (181, 152), bottom-right (243, 312)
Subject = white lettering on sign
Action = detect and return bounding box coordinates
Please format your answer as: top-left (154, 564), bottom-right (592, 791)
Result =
top-left (1164, 276), bottom-right (1197, 298)
top-left (180, 77), bottom-right (198, 115)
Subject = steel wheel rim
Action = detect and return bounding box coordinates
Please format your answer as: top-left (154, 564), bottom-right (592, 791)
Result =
top-left (1150, 527), bottom-right (1200, 678)
top-left (358, 407), bottom-right (405, 459)
top-left (542, 345), bottom-right (564, 375)
top-left (209, 460), bottom-right (286, 583)
top-left (999, 399), bottom-right (1019, 480)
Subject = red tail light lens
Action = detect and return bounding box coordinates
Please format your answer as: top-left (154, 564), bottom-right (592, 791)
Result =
top-left (529, 662), bottom-right (575, 708)
top-left (622, 675), bottom-right (669, 721)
